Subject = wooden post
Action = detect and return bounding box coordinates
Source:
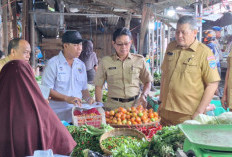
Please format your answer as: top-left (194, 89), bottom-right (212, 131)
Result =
top-left (2, 0), bottom-right (8, 54)
top-left (11, 0), bottom-right (18, 38)
top-left (30, 12), bottom-right (35, 68)
top-left (139, 4), bottom-right (152, 54)
top-left (22, 0), bottom-right (27, 39)
top-left (124, 13), bottom-right (131, 29)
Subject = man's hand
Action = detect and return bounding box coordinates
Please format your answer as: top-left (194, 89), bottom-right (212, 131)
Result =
top-left (137, 95), bottom-right (147, 109)
top-left (65, 96), bottom-right (82, 107)
top-left (87, 97), bottom-right (95, 104)
top-left (221, 95), bottom-right (228, 109)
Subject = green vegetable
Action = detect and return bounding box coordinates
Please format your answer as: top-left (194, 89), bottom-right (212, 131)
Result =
top-left (66, 124), bottom-right (113, 157)
top-left (102, 136), bottom-right (149, 157)
top-left (148, 126), bottom-right (185, 157)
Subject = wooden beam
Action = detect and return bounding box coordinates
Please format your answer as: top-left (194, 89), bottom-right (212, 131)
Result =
top-left (145, 0), bottom-right (195, 13)
top-left (93, 0), bottom-right (141, 14)
top-left (139, 4), bottom-right (152, 54)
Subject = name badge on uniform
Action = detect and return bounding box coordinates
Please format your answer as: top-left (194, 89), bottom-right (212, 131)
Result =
top-left (59, 66), bottom-right (63, 71)
top-left (109, 67), bottom-right (116, 70)
top-left (78, 68), bottom-right (83, 73)
top-left (167, 52), bottom-right (173, 55)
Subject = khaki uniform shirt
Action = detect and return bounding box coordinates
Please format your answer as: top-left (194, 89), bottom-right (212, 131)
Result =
top-left (160, 40), bottom-right (221, 115)
top-left (227, 51), bottom-right (232, 110)
top-left (94, 53), bottom-right (153, 99)
top-left (0, 56), bottom-right (10, 71)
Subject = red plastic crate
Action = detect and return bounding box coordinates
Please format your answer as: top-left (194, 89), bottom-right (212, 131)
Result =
top-left (72, 107), bottom-right (102, 128)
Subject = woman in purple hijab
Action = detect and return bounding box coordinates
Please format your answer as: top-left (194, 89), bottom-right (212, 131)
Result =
top-left (0, 60), bottom-right (76, 157)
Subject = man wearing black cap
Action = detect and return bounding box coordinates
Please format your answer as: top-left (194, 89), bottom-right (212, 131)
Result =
top-left (42, 30), bottom-right (94, 123)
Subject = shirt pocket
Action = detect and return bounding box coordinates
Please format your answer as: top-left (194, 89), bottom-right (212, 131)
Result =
top-left (107, 69), bottom-right (119, 84)
top-left (183, 60), bottom-right (199, 73)
top-left (130, 66), bottom-right (140, 84)
top-left (57, 73), bottom-right (69, 90)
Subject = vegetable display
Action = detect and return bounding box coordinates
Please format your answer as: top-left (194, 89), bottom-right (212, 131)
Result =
top-left (66, 124), bottom-right (114, 157)
top-left (148, 126), bottom-right (185, 157)
top-left (89, 87), bottom-right (108, 103)
top-left (105, 105), bottom-right (159, 125)
top-left (101, 136), bottom-right (150, 157)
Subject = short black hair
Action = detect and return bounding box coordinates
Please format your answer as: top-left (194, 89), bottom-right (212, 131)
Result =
top-left (8, 38), bottom-right (22, 55)
top-left (113, 27), bottom-right (132, 42)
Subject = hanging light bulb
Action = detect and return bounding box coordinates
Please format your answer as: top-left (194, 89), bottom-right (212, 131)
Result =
top-left (167, 6), bottom-right (176, 17)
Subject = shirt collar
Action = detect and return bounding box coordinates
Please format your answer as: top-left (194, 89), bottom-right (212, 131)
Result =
top-left (58, 51), bottom-right (67, 64)
top-left (175, 39), bottom-right (198, 52)
top-left (113, 53), bottom-right (132, 61)
top-left (58, 51), bottom-right (80, 64)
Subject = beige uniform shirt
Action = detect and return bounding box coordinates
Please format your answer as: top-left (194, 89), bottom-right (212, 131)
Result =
top-left (160, 40), bottom-right (221, 115)
top-left (227, 51), bottom-right (232, 110)
top-left (94, 53), bottom-right (153, 98)
top-left (0, 56), bottom-right (10, 71)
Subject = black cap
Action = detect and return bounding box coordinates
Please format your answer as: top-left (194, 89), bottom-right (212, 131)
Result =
top-left (62, 31), bottom-right (83, 44)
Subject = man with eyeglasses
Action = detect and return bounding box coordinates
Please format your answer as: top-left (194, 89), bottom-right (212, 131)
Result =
top-left (94, 27), bottom-right (153, 110)
top-left (0, 38), bottom-right (31, 71)
top-left (42, 31), bottom-right (94, 123)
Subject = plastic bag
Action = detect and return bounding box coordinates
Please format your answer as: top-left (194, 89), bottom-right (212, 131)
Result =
top-left (83, 149), bottom-right (112, 157)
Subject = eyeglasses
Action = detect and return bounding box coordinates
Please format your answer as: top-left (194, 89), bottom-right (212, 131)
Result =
top-left (115, 42), bottom-right (131, 47)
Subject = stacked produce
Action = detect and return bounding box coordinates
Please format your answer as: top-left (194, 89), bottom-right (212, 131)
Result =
top-left (105, 105), bottom-right (159, 125)
top-left (66, 124), bottom-right (114, 157)
top-left (148, 126), bottom-right (185, 157)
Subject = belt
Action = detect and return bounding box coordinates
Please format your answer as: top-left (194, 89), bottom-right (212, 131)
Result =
top-left (111, 95), bottom-right (139, 103)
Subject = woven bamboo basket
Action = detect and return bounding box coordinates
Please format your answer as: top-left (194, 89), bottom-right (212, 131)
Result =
top-left (109, 118), bottom-right (160, 129)
top-left (99, 128), bottom-right (146, 155)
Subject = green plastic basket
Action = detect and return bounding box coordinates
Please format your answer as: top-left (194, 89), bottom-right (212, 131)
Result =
top-left (147, 95), bottom-right (159, 112)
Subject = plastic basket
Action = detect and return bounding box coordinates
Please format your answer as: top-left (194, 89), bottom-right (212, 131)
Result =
top-left (147, 95), bottom-right (159, 112)
top-left (72, 107), bottom-right (102, 128)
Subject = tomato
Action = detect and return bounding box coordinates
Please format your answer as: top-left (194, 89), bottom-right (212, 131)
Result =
top-left (115, 113), bottom-right (121, 118)
top-left (148, 108), bottom-right (154, 113)
top-left (135, 117), bottom-right (141, 123)
top-left (126, 114), bottom-right (131, 119)
top-left (117, 121), bottom-right (122, 125)
top-left (138, 112), bottom-right (143, 117)
top-left (131, 117), bottom-right (135, 122)
top-left (127, 121), bottom-right (132, 125)
top-left (132, 112), bottom-right (137, 118)
top-left (153, 112), bottom-right (158, 117)
top-left (109, 110), bottom-right (115, 116)
top-left (121, 114), bottom-right (126, 120)
top-left (150, 118), bottom-right (155, 122)
top-left (122, 119), bottom-right (127, 124)
top-left (148, 112), bottom-right (154, 118)
top-left (131, 107), bottom-right (136, 112)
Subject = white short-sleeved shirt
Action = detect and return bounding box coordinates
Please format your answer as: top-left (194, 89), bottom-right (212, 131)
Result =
top-left (42, 51), bottom-right (88, 122)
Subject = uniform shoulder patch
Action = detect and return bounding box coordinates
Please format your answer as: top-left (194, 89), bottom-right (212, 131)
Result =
top-left (207, 55), bottom-right (216, 69)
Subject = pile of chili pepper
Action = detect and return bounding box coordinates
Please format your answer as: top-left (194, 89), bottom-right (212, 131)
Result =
top-left (130, 123), bottom-right (162, 141)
